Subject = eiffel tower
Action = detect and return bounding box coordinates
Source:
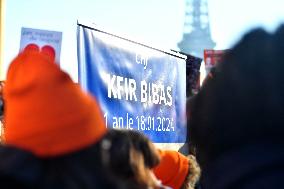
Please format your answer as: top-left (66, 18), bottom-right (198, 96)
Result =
top-left (178, 0), bottom-right (215, 58)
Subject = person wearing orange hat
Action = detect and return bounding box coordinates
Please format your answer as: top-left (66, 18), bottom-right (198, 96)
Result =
top-left (153, 150), bottom-right (200, 189)
top-left (0, 44), bottom-right (120, 188)
top-left (4, 43), bottom-right (107, 157)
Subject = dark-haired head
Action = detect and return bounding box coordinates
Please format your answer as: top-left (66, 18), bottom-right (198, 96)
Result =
top-left (99, 129), bottom-right (161, 189)
top-left (189, 27), bottom-right (284, 168)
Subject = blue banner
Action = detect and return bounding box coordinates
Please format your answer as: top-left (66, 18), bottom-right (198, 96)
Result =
top-left (77, 23), bottom-right (186, 143)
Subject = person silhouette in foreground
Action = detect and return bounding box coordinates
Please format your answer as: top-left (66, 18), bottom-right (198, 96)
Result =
top-left (0, 44), bottom-right (121, 189)
top-left (188, 26), bottom-right (284, 189)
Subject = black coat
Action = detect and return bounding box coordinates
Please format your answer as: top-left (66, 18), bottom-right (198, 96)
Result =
top-left (0, 145), bottom-right (42, 188)
top-left (0, 144), bottom-right (122, 189)
top-left (199, 143), bottom-right (284, 189)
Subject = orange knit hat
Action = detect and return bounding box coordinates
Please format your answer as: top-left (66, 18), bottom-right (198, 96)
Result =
top-left (153, 150), bottom-right (189, 189)
top-left (4, 44), bottom-right (107, 157)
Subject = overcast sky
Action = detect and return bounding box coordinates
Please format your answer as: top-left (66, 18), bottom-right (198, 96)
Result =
top-left (3, 0), bottom-right (284, 80)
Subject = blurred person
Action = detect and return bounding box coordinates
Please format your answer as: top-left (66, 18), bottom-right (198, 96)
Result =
top-left (153, 150), bottom-right (200, 189)
top-left (0, 81), bottom-right (4, 95)
top-left (0, 81), bottom-right (4, 120)
top-left (99, 129), bottom-right (168, 189)
top-left (188, 26), bottom-right (284, 189)
top-left (0, 81), bottom-right (4, 142)
top-left (0, 44), bottom-right (121, 188)
top-left (185, 67), bottom-right (217, 157)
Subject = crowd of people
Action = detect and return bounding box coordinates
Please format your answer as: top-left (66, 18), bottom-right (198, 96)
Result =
top-left (0, 24), bottom-right (283, 188)
top-left (0, 44), bottom-right (200, 189)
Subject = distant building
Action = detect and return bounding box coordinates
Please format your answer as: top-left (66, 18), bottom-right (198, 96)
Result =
top-left (178, 0), bottom-right (215, 58)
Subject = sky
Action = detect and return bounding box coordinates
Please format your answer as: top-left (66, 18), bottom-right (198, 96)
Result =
top-left (3, 0), bottom-right (284, 81)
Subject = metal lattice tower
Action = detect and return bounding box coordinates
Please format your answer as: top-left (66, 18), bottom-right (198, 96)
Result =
top-left (178, 0), bottom-right (215, 58)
